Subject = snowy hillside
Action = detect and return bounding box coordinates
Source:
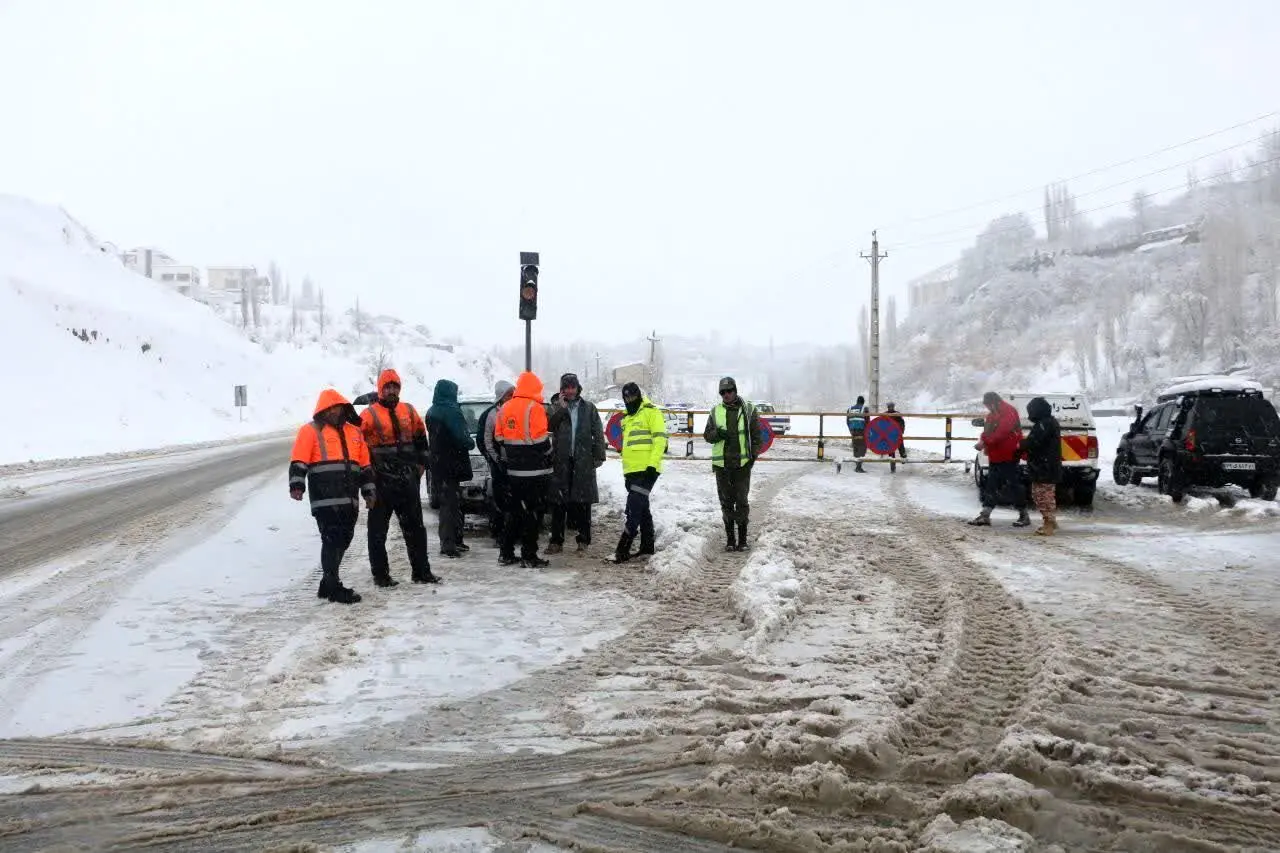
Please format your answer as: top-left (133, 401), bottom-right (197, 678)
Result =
top-left (0, 196), bottom-right (507, 464)
top-left (887, 134), bottom-right (1280, 408)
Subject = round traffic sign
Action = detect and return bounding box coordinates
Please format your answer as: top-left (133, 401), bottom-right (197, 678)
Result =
top-left (757, 416), bottom-right (775, 455)
top-left (865, 416), bottom-right (903, 455)
top-left (605, 411), bottom-right (624, 451)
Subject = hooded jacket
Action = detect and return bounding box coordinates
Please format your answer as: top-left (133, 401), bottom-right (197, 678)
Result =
top-left (426, 379), bottom-right (476, 482)
top-left (477, 380), bottom-right (515, 466)
top-left (1019, 396), bottom-right (1062, 484)
top-left (621, 396), bottom-right (668, 475)
top-left (289, 389), bottom-right (376, 514)
top-left (979, 398), bottom-right (1024, 464)
top-left (359, 368), bottom-right (429, 486)
top-left (494, 372), bottom-right (554, 478)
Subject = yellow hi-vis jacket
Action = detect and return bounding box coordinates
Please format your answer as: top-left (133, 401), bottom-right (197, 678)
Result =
top-left (620, 399), bottom-right (668, 474)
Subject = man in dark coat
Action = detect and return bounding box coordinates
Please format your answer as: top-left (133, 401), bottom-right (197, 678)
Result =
top-left (477, 380), bottom-right (515, 553)
top-left (546, 373), bottom-right (607, 553)
top-left (426, 379), bottom-right (475, 558)
top-left (1019, 396), bottom-right (1062, 536)
top-left (847, 395), bottom-right (869, 473)
top-left (885, 401), bottom-right (907, 473)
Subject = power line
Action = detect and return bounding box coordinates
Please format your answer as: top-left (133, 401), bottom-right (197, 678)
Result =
top-left (892, 154), bottom-right (1280, 254)
top-left (896, 129), bottom-right (1278, 248)
top-left (880, 109), bottom-right (1279, 231)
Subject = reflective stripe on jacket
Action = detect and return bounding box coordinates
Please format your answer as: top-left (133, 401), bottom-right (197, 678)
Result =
top-left (621, 399), bottom-right (667, 474)
top-left (495, 372), bottom-right (553, 478)
top-left (360, 400), bottom-right (428, 470)
top-left (289, 420), bottom-right (376, 512)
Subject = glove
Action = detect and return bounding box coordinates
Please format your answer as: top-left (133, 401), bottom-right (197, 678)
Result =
top-left (645, 466), bottom-right (658, 478)
top-left (364, 494), bottom-right (377, 510)
top-left (289, 487), bottom-right (304, 501)
top-left (715, 428), bottom-right (729, 442)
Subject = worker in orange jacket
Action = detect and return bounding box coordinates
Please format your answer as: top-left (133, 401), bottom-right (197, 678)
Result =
top-left (493, 371), bottom-right (554, 567)
top-left (359, 369), bottom-right (436, 586)
top-left (290, 389), bottom-right (377, 604)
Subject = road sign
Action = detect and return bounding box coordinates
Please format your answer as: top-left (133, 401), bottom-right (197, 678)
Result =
top-left (757, 416), bottom-right (775, 455)
top-left (234, 385), bottom-right (247, 407)
top-left (606, 411), bottom-right (624, 451)
top-left (865, 416), bottom-right (902, 455)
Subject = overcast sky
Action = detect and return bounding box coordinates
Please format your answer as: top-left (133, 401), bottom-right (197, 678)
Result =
top-left (1, 0), bottom-right (1277, 348)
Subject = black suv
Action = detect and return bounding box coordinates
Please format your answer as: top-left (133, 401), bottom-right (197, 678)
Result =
top-left (1113, 387), bottom-right (1280, 502)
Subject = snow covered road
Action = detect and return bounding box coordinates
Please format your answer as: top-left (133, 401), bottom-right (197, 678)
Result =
top-left (0, 452), bottom-right (1276, 850)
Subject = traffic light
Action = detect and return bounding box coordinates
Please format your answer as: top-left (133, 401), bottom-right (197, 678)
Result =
top-left (519, 251), bottom-right (539, 321)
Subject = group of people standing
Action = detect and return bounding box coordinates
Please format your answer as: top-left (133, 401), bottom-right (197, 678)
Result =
top-left (845, 397), bottom-right (907, 472)
top-left (968, 391), bottom-right (1062, 535)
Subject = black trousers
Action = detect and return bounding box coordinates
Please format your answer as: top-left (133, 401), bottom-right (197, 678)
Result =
top-left (983, 461), bottom-right (1027, 511)
top-left (622, 471), bottom-right (658, 546)
top-left (315, 507), bottom-right (358, 582)
top-left (850, 434), bottom-right (867, 457)
top-left (437, 477), bottom-right (463, 549)
top-left (489, 466), bottom-right (511, 543)
top-left (550, 502), bottom-right (592, 545)
top-left (367, 485), bottom-right (430, 578)
top-left (714, 464), bottom-right (752, 528)
top-left (505, 476), bottom-right (548, 560)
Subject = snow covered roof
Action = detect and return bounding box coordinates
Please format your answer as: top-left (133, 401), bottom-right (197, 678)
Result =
top-left (1157, 375), bottom-right (1264, 398)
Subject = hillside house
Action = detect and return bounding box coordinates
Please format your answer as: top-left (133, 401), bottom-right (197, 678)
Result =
top-left (206, 265), bottom-right (258, 293)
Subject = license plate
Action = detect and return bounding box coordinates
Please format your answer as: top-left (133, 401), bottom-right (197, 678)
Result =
top-left (1222, 461), bottom-right (1256, 471)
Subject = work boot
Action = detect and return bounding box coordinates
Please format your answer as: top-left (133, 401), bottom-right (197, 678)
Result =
top-left (1012, 510), bottom-right (1032, 528)
top-left (411, 567), bottom-right (440, 583)
top-left (373, 574), bottom-right (399, 588)
top-left (855, 462), bottom-right (865, 473)
top-left (724, 522), bottom-right (737, 552)
top-left (330, 583), bottom-right (362, 604)
top-left (967, 509), bottom-right (992, 526)
top-left (546, 542), bottom-right (563, 555)
top-left (317, 576), bottom-right (335, 600)
top-left (1035, 518), bottom-right (1057, 536)
top-left (440, 548), bottom-right (461, 558)
top-left (498, 553), bottom-right (519, 566)
top-left (522, 556), bottom-right (550, 568)
top-left (614, 533), bottom-right (635, 563)
top-left (575, 541), bottom-right (588, 553)
top-left (455, 542), bottom-right (470, 553)
top-left (637, 536), bottom-right (656, 557)
top-left (736, 523), bottom-right (749, 551)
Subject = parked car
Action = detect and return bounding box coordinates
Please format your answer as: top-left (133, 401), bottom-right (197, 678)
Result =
top-left (973, 392), bottom-right (1100, 507)
top-left (1113, 380), bottom-right (1280, 502)
top-left (755, 401), bottom-right (790, 435)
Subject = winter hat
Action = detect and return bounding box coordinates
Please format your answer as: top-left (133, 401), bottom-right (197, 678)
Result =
top-left (621, 382), bottom-right (642, 399)
top-left (494, 379), bottom-right (515, 403)
top-left (982, 391), bottom-right (1002, 407)
top-left (378, 368), bottom-right (402, 391)
top-left (559, 372), bottom-right (581, 391)
top-left (718, 376), bottom-right (737, 393)
top-left (856, 395), bottom-right (865, 405)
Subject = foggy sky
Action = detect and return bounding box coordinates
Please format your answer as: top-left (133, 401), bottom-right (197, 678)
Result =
top-left (1, 0), bottom-right (1276, 348)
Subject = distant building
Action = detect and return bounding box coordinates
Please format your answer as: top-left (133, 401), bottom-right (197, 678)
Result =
top-left (907, 261), bottom-right (958, 311)
top-left (153, 263), bottom-right (202, 297)
top-left (611, 361), bottom-right (649, 387)
top-left (122, 247), bottom-right (176, 277)
top-left (206, 265), bottom-right (258, 292)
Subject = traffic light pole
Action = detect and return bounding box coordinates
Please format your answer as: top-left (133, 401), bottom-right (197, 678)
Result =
top-left (518, 251), bottom-right (539, 374)
top-left (525, 319), bottom-right (532, 372)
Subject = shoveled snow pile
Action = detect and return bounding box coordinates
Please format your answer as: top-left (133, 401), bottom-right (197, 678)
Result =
top-left (0, 195), bottom-right (507, 464)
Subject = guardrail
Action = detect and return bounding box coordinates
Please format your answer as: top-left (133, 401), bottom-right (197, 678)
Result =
top-left (601, 409), bottom-right (985, 464)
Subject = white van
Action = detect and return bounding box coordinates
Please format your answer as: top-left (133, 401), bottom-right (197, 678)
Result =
top-left (973, 392), bottom-right (1100, 507)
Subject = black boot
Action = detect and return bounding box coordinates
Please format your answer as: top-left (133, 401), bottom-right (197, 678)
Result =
top-left (411, 564), bottom-right (440, 583)
top-left (724, 521), bottom-right (736, 552)
top-left (1012, 509), bottom-right (1032, 528)
top-left (456, 542), bottom-right (470, 552)
top-left (614, 533), bottom-right (635, 563)
top-left (637, 536), bottom-right (655, 557)
top-left (330, 582), bottom-right (362, 604)
top-left (317, 576), bottom-right (335, 600)
top-left (522, 556), bottom-right (550, 568)
top-left (373, 574), bottom-right (399, 588)
top-left (736, 523), bottom-right (749, 551)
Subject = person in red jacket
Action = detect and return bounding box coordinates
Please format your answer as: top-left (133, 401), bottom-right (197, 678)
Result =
top-left (968, 391), bottom-right (1031, 527)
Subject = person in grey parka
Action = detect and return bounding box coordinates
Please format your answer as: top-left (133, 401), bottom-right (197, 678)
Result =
top-left (546, 372), bottom-right (607, 553)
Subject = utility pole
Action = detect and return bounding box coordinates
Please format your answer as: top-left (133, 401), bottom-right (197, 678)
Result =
top-left (647, 330), bottom-right (661, 393)
top-left (594, 351), bottom-right (602, 384)
top-left (860, 231), bottom-right (887, 414)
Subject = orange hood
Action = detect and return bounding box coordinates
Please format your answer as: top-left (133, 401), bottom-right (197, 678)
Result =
top-left (512, 371), bottom-right (544, 403)
top-left (378, 368), bottom-right (402, 391)
top-left (313, 388), bottom-right (353, 418)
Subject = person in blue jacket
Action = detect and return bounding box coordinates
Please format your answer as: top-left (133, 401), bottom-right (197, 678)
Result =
top-left (846, 395), bottom-right (869, 473)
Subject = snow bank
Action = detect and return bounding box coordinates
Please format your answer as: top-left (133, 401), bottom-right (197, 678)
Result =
top-left (731, 532), bottom-right (812, 657)
top-left (0, 195), bottom-right (506, 463)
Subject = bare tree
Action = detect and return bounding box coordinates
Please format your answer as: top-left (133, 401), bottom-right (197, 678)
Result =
top-left (366, 347), bottom-right (392, 386)
top-left (289, 302), bottom-right (299, 341)
top-left (268, 260), bottom-right (283, 305)
top-left (884, 295), bottom-right (898, 350)
top-left (318, 288), bottom-right (327, 339)
top-left (302, 275), bottom-right (316, 307)
top-left (240, 281), bottom-right (250, 326)
top-left (1130, 189), bottom-right (1149, 236)
top-left (251, 278), bottom-right (262, 327)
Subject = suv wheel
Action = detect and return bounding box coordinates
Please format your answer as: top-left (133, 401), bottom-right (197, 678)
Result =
top-left (1249, 479), bottom-right (1278, 502)
top-left (1158, 457), bottom-right (1185, 503)
top-left (974, 458), bottom-right (986, 494)
top-left (1074, 483), bottom-right (1096, 509)
top-left (1112, 455), bottom-right (1132, 486)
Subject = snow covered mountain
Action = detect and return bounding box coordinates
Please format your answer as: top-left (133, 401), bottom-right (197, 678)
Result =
top-left (0, 196), bottom-right (508, 464)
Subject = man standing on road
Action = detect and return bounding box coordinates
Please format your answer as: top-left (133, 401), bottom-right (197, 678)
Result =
top-left (885, 401), bottom-right (907, 474)
top-left (847, 396), bottom-right (869, 473)
top-left (359, 369), bottom-right (435, 586)
top-left (613, 382), bottom-right (667, 563)
top-left (289, 389), bottom-right (376, 604)
top-left (969, 391), bottom-right (1030, 528)
top-left (547, 373), bottom-right (606, 554)
top-left (494, 371), bottom-right (554, 568)
top-left (477, 380), bottom-right (515, 556)
top-left (703, 376), bottom-right (761, 552)
top-left (427, 379), bottom-right (476, 559)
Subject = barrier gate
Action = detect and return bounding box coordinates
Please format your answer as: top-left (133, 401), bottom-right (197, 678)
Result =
top-left (602, 409), bottom-right (986, 467)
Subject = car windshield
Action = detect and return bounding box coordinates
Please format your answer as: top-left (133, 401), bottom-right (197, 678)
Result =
top-left (459, 401), bottom-right (488, 435)
top-left (1195, 397), bottom-right (1280, 437)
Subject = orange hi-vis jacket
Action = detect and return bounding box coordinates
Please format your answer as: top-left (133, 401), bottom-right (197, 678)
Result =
top-left (360, 371), bottom-right (429, 476)
top-left (494, 372), bottom-right (554, 478)
top-left (289, 389), bottom-right (376, 514)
